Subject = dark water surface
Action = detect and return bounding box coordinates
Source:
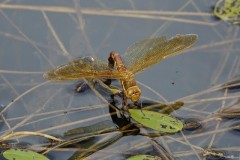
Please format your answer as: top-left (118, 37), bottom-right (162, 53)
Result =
top-left (0, 0), bottom-right (239, 159)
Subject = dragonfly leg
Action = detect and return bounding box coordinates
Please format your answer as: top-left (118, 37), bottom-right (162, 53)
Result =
top-left (136, 100), bottom-right (146, 116)
top-left (122, 94), bottom-right (128, 111)
top-left (134, 100), bottom-right (142, 109)
top-left (111, 91), bottom-right (128, 111)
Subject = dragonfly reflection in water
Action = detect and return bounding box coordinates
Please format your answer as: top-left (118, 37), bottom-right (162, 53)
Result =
top-left (44, 34), bottom-right (198, 106)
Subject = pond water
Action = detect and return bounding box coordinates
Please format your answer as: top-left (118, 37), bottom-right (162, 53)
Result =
top-left (0, 0), bottom-right (239, 160)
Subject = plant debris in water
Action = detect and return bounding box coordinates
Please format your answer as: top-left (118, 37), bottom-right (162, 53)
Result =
top-left (216, 99), bottom-right (240, 119)
top-left (63, 132), bottom-right (123, 160)
top-left (129, 109), bottom-right (183, 133)
top-left (64, 120), bottom-right (118, 137)
top-left (142, 101), bottom-right (184, 114)
top-left (55, 120), bottom-right (123, 159)
top-left (203, 148), bottom-right (229, 160)
top-left (127, 154), bottom-right (162, 160)
top-left (230, 122), bottom-right (240, 133)
top-left (221, 75), bottom-right (240, 92)
top-left (214, 0), bottom-right (240, 24)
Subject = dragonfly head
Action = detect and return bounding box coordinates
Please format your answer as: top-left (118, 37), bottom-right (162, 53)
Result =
top-left (126, 86), bottom-right (141, 102)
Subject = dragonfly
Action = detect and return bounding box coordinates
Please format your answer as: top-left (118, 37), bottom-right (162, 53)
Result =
top-left (44, 34), bottom-right (197, 105)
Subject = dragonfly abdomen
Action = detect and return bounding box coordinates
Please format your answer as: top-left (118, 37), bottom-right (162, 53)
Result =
top-left (108, 51), bottom-right (141, 102)
top-left (109, 51), bottom-right (127, 73)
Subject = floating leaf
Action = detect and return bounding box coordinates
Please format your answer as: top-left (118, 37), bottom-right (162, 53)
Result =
top-left (127, 154), bottom-right (162, 160)
top-left (214, 0), bottom-right (240, 24)
top-left (183, 118), bottom-right (202, 131)
top-left (3, 149), bottom-right (49, 160)
top-left (129, 109), bottom-right (183, 133)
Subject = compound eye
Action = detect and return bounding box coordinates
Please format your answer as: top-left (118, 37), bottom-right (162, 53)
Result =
top-left (130, 94), bottom-right (140, 102)
top-left (129, 90), bottom-right (140, 102)
top-left (126, 86), bottom-right (141, 102)
top-left (126, 90), bottom-right (133, 97)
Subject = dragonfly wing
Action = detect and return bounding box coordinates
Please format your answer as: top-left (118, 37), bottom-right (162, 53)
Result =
top-left (122, 34), bottom-right (197, 74)
top-left (43, 56), bottom-right (125, 81)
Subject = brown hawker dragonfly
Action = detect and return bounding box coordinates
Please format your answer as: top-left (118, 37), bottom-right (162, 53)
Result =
top-left (44, 34), bottom-right (197, 104)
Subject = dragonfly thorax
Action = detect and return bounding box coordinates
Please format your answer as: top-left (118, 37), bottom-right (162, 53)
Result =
top-left (125, 86), bottom-right (141, 102)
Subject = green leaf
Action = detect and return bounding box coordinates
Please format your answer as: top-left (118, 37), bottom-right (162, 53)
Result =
top-left (214, 0), bottom-right (240, 24)
top-left (127, 154), bottom-right (162, 160)
top-left (129, 109), bottom-right (183, 133)
top-left (3, 149), bottom-right (49, 160)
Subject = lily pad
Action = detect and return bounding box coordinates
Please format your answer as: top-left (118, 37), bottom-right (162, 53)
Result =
top-left (129, 109), bottom-right (183, 133)
top-left (3, 149), bottom-right (49, 160)
top-left (127, 154), bottom-right (162, 160)
top-left (214, 0), bottom-right (240, 24)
